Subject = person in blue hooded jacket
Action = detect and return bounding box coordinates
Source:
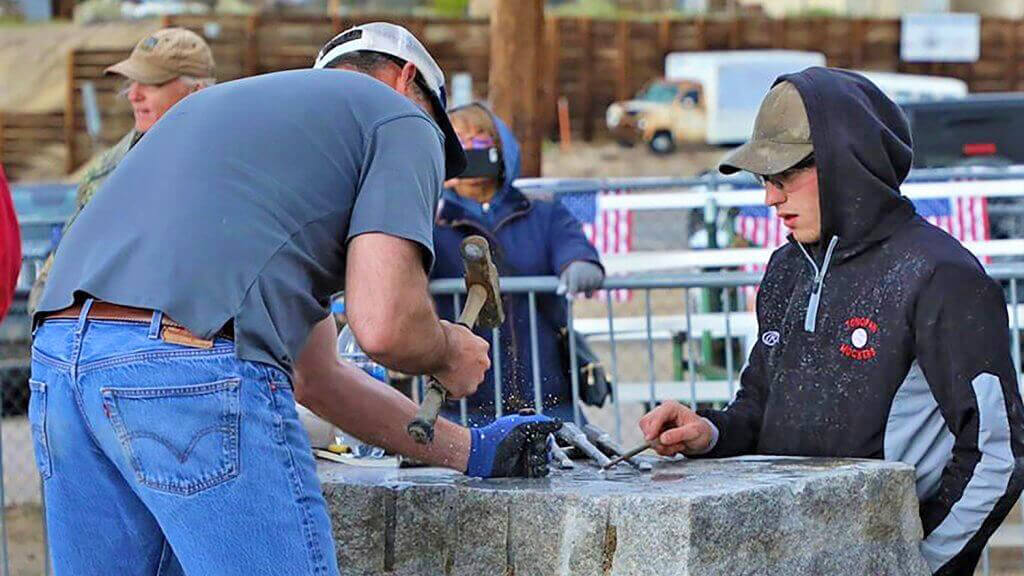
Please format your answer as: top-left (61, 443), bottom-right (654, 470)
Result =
top-left (433, 103), bottom-right (604, 426)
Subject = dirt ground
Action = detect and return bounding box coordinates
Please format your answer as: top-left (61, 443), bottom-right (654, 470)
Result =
top-left (5, 505), bottom-right (46, 576)
top-left (542, 140), bottom-right (728, 179)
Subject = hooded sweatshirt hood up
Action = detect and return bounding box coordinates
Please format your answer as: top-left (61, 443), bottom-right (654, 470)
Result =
top-left (777, 67), bottom-right (917, 256)
top-left (697, 67), bottom-right (1024, 576)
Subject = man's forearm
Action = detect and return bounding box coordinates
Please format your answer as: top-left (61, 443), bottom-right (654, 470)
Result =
top-left (363, 290), bottom-right (451, 376)
top-left (301, 361), bottom-right (470, 470)
top-left (345, 233), bottom-right (451, 376)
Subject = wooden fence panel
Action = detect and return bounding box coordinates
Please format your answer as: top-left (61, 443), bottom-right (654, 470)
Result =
top-left (254, 15), bottom-right (336, 73)
top-left (0, 112), bottom-right (66, 181)
top-left (65, 48), bottom-right (134, 174)
top-left (162, 15), bottom-right (250, 81)
top-left (37, 13), bottom-right (1024, 178)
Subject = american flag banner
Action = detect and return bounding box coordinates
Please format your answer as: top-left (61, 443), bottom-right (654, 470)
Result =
top-left (559, 189), bottom-right (633, 301)
top-left (734, 205), bottom-right (788, 250)
top-left (734, 196), bottom-right (992, 287)
top-left (735, 196), bottom-right (991, 251)
top-left (914, 197), bottom-right (991, 246)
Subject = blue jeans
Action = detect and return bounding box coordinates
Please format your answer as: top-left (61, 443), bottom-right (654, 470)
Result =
top-left (29, 303), bottom-right (339, 575)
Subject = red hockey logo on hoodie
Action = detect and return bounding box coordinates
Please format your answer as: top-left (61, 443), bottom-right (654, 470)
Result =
top-left (840, 317), bottom-right (877, 360)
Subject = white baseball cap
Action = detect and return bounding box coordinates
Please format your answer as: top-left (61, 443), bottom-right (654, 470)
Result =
top-left (315, 22), bottom-right (467, 179)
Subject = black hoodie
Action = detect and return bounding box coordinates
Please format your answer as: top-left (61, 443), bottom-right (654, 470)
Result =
top-left (699, 67), bottom-right (1024, 575)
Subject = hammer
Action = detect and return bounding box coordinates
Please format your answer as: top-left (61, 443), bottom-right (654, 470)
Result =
top-left (407, 235), bottom-right (504, 444)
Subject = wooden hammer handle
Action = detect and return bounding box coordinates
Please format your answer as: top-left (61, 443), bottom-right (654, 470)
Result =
top-left (407, 283), bottom-right (490, 444)
top-left (455, 284), bottom-right (488, 328)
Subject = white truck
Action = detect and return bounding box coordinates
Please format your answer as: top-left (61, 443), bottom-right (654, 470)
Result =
top-left (606, 50), bottom-right (967, 154)
top-left (607, 50), bottom-right (825, 152)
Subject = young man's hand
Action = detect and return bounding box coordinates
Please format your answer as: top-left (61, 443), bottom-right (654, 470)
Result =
top-left (433, 320), bottom-right (490, 399)
top-left (466, 414), bottom-right (562, 478)
top-left (638, 400), bottom-right (716, 457)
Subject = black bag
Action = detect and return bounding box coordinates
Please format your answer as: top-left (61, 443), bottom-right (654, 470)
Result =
top-left (558, 326), bottom-right (613, 408)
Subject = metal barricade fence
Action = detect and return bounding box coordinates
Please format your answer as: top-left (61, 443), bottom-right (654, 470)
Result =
top-left (2, 267), bottom-right (1024, 572)
top-left (429, 271), bottom-right (761, 439)
top-left (9, 159), bottom-right (1024, 569)
top-left (431, 264), bottom-right (1024, 576)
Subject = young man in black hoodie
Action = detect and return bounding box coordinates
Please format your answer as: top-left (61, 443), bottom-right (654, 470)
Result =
top-left (639, 67), bottom-right (1024, 575)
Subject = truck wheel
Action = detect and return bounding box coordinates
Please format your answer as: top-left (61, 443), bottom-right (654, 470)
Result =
top-left (649, 131), bottom-right (675, 155)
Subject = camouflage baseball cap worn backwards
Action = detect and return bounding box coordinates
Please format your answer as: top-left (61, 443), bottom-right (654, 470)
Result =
top-left (719, 81), bottom-right (814, 176)
top-left (106, 28), bottom-right (216, 85)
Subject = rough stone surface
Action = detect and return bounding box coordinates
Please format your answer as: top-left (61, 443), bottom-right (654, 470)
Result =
top-left (318, 456), bottom-right (930, 576)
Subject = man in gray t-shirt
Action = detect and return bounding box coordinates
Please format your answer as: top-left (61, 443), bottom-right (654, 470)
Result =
top-left (31, 22), bottom-right (559, 575)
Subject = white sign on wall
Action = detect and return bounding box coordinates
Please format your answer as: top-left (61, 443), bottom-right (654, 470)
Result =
top-left (901, 13), bottom-right (981, 63)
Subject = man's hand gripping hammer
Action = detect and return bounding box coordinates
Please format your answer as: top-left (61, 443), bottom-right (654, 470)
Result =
top-left (407, 236), bottom-right (504, 444)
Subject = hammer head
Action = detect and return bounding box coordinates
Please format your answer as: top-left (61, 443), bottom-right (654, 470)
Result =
top-left (460, 235), bottom-right (504, 328)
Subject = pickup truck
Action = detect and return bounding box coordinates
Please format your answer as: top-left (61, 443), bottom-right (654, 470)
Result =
top-left (901, 93), bottom-right (1024, 240)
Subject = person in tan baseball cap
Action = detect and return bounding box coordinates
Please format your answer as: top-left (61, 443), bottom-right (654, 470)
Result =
top-left (27, 28), bottom-right (216, 314)
top-left (107, 27), bottom-right (217, 133)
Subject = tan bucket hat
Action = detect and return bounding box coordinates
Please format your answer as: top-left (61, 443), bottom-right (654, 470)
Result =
top-left (719, 81), bottom-right (814, 176)
top-left (106, 28), bottom-right (215, 85)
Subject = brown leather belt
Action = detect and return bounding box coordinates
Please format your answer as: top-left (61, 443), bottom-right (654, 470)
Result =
top-left (42, 301), bottom-right (232, 349)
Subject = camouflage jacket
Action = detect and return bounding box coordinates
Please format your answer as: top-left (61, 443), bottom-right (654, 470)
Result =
top-left (28, 130), bottom-right (141, 313)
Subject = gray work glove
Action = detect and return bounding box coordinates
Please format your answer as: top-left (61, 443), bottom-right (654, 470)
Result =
top-left (557, 261), bottom-right (604, 296)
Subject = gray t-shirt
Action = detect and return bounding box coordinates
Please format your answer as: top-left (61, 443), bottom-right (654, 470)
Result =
top-left (37, 69), bottom-right (445, 371)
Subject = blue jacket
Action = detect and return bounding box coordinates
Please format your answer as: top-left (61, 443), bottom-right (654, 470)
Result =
top-left (432, 105), bottom-right (601, 425)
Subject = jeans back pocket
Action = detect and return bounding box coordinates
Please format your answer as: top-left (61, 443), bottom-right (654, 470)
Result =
top-left (28, 380), bottom-right (52, 480)
top-left (102, 379), bottom-right (241, 496)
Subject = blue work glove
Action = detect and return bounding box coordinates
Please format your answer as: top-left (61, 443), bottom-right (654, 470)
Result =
top-left (557, 261), bottom-right (605, 296)
top-left (466, 414), bottom-right (562, 478)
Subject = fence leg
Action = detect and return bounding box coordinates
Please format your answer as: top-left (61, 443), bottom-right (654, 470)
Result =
top-left (605, 297), bottom-right (622, 443)
top-left (566, 298), bottom-right (581, 427)
top-left (684, 288), bottom-right (697, 409)
top-left (528, 292), bottom-right (543, 414)
top-left (644, 289), bottom-right (656, 409)
top-left (453, 293), bottom-right (468, 426)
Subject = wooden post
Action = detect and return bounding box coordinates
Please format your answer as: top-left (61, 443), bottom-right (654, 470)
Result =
top-left (544, 17), bottom-right (562, 140)
top-left (64, 49), bottom-right (77, 175)
top-left (772, 17), bottom-right (786, 50)
top-left (657, 18), bottom-right (672, 60)
top-left (557, 97), bottom-right (571, 151)
top-left (245, 14), bottom-right (260, 77)
top-left (616, 19), bottom-right (631, 103)
top-left (489, 0), bottom-right (544, 176)
top-left (1007, 19), bottom-right (1018, 91)
top-left (850, 18), bottom-right (865, 69)
top-left (580, 18), bottom-right (594, 142)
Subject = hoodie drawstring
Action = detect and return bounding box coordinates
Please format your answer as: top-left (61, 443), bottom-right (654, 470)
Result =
top-left (798, 235), bottom-right (839, 333)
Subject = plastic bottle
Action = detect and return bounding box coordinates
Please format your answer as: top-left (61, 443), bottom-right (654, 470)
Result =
top-left (336, 325), bottom-right (387, 458)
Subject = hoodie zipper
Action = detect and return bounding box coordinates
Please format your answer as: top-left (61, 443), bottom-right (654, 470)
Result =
top-left (797, 235), bottom-right (839, 333)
